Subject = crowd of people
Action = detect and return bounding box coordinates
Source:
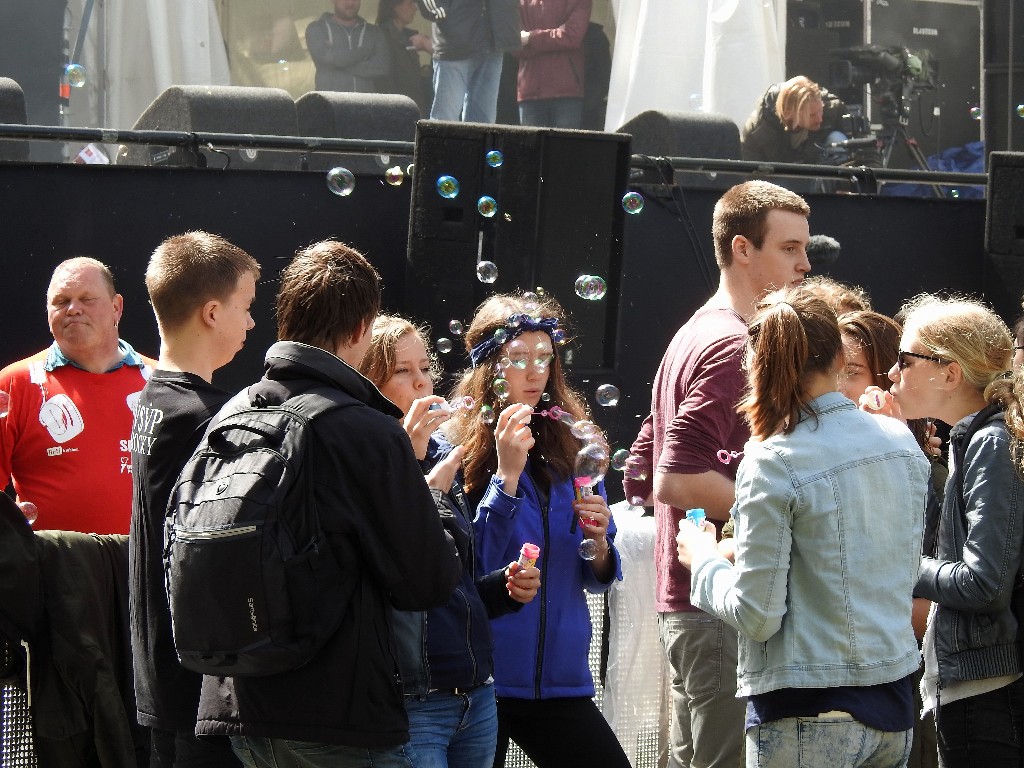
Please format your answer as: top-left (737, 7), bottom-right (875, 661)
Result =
top-left (2, 177), bottom-right (1023, 768)
top-left (302, 0), bottom-right (610, 128)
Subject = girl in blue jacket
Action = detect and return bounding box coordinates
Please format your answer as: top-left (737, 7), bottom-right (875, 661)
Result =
top-left (444, 293), bottom-right (630, 768)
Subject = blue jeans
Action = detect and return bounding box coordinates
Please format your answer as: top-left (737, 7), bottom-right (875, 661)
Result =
top-left (659, 611), bottom-right (746, 768)
top-left (747, 715), bottom-right (913, 767)
top-left (935, 676), bottom-right (1024, 767)
top-left (518, 98), bottom-right (583, 129)
top-left (230, 736), bottom-right (414, 768)
top-left (430, 53), bottom-right (503, 123)
top-left (404, 682), bottom-right (497, 768)
top-left (151, 727), bottom-right (240, 767)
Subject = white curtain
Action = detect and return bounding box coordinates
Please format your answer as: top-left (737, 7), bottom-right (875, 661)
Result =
top-left (67, 0), bottom-right (232, 130)
top-left (605, 0), bottom-right (786, 133)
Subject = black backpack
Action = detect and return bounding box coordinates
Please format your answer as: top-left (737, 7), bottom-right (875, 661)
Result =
top-left (164, 387), bottom-right (353, 676)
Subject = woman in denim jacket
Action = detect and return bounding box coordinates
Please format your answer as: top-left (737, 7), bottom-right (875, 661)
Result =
top-left (882, 295), bottom-right (1024, 767)
top-left (678, 285), bottom-right (931, 767)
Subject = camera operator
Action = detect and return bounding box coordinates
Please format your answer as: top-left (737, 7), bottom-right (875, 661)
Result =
top-left (741, 75), bottom-right (852, 165)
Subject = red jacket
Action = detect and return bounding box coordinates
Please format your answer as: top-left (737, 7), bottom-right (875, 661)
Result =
top-left (516, 0), bottom-right (591, 102)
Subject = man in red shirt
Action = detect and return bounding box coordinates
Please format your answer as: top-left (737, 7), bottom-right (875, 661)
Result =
top-left (0, 257), bottom-right (153, 534)
top-left (626, 181), bottom-right (812, 768)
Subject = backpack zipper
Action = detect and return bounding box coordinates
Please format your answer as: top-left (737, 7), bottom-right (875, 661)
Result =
top-left (174, 524), bottom-right (258, 540)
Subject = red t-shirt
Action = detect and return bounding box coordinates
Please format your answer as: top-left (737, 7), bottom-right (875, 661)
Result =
top-left (628, 304), bottom-right (749, 612)
top-left (0, 351), bottom-right (152, 534)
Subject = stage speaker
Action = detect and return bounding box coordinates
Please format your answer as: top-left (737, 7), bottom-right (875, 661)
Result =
top-left (983, 0), bottom-right (1024, 155)
top-left (986, 152), bottom-right (1024, 255)
top-left (295, 91), bottom-right (419, 173)
top-left (122, 85), bottom-right (300, 170)
top-left (616, 110), bottom-right (741, 160)
top-left (406, 121), bottom-right (631, 372)
top-left (0, 77), bottom-right (29, 162)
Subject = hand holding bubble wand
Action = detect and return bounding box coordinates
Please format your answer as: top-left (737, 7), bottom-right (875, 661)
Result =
top-left (573, 443), bottom-right (610, 561)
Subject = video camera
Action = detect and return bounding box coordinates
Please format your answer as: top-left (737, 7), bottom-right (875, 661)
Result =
top-left (828, 44), bottom-right (935, 93)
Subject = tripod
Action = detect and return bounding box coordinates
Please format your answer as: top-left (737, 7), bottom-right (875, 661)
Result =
top-left (877, 82), bottom-right (945, 197)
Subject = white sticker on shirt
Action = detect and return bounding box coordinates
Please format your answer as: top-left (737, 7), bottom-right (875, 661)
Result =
top-left (39, 394), bottom-right (85, 444)
top-left (126, 390), bottom-right (142, 412)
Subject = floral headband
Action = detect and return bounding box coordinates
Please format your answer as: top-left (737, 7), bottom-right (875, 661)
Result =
top-left (469, 313), bottom-right (560, 368)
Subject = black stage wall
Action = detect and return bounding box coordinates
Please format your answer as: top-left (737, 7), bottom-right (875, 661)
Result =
top-left (0, 162), bottom-right (988, 496)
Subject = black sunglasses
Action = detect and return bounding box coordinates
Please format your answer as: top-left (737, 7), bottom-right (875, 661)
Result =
top-left (897, 350), bottom-right (949, 370)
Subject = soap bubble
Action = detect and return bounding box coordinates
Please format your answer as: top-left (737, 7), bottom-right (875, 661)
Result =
top-left (629, 496), bottom-right (646, 507)
top-left (534, 342), bottom-right (554, 372)
top-left (611, 449), bottom-right (630, 471)
top-left (452, 395), bottom-right (475, 412)
top-left (506, 339), bottom-right (530, 369)
top-left (503, 213), bottom-right (513, 222)
top-left (480, 404), bottom-right (496, 425)
top-left (406, 163), bottom-right (415, 177)
top-left (477, 196), bottom-right (498, 217)
top-left (66, 63), bottom-right (87, 87)
top-left (575, 274), bottom-right (608, 301)
top-left (448, 319), bottom-right (465, 336)
top-left (551, 328), bottom-right (566, 345)
top-left (477, 260), bottom-right (498, 283)
top-left (540, 392), bottom-right (551, 402)
top-left (574, 442), bottom-right (609, 488)
top-left (624, 454), bottom-right (651, 481)
top-left (384, 166), bottom-right (404, 186)
top-left (596, 384), bottom-right (620, 407)
top-left (376, 154), bottom-right (391, 168)
top-left (437, 175), bottom-right (460, 198)
top-left (578, 538), bottom-right (599, 561)
top-left (570, 419), bottom-right (595, 439)
top-left (493, 328), bottom-right (509, 344)
top-left (970, 106), bottom-right (982, 121)
top-left (326, 167), bottom-right (356, 196)
top-left (18, 501), bottom-right (38, 525)
top-left (689, 92), bottom-right (703, 110)
top-left (622, 191), bottom-right (645, 215)
top-left (496, 357), bottom-right (510, 372)
top-left (492, 377), bottom-right (510, 400)
top-left (1017, 105), bottom-right (1024, 119)
top-left (436, 338), bottom-right (453, 354)
top-left (486, 149), bottom-right (504, 167)
top-left (507, 315), bottom-right (522, 328)
top-left (523, 291), bottom-right (539, 304)
top-left (0, 390), bottom-right (8, 417)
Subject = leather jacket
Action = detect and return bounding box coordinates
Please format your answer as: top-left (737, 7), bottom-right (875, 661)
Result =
top-left (915, 409), bottom-right (1024, 686)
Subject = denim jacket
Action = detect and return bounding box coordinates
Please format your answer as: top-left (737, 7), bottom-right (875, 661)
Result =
top-left (690, 392), bottom-right (931, 696)
top-left (915, 409), bottom-right (1024, 686)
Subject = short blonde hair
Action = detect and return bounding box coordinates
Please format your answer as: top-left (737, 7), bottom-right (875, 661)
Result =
top-left (776, 76), bottom-right (823, 132)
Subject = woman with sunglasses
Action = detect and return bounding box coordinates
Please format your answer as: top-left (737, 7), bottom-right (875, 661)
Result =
top-left (882, 294), bottom-right (1024, 767)
top-left (677, 285), bottom-right (932, 767)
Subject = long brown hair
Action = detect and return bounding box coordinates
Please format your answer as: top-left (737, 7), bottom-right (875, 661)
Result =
top-left (359, 314), bottom-right (439, 389)
top-left (444, 293), bottom-right (591, 498)
top-left (740, 285), bottom-right (842, 439)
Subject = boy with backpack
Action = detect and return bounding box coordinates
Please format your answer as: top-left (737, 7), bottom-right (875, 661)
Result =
top-left (188, 239), bottom-right (462, 767)
top-left (129, 231), bottom-right (260, 766)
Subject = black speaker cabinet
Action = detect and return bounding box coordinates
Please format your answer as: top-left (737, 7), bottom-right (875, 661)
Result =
top-left (406, 121), bottom-right (631, 372)
top-left (983, 0), bottom-right (1024, 155)
top-left (0, 77), bottom-right (29, 162)
top-left (122, 85), bottom-right (300, 170)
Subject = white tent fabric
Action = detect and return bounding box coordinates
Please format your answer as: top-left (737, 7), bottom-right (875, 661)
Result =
top-left (605, 0), bottom-right (786, 134)
top-left (67, 0), bottom-right (231, 131)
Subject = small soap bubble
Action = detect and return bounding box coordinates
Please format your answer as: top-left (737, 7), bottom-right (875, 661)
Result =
top-left (689, 92), bottom-right (703, 110)
top-left (624, 454), bottom-right (651, 481)
top-left (578, 538), bottom-right (599, 561)
top-left (574, 443), bottom-right (609, 487)
top-left (506, 339), bottom-right (530, 369)
top-left (574, 274), bottom-right (608, 301)
top-left (480, 404), bottom-right (496, 425)
top-left (406, 163), bottom-right (415, 177)
top-left (629, 496), bottom-right (646, 507)
top-left (493, 328), bottom-right (509, 344)
top-left (486, 149), bottom-right (504, 167)
top-left (622, 191), bottom-right (645, 215)
top-left (477, 260), bottom-right (498, 284)
top-left (611, 449), bottom-right (630, 472)
top-left (436, 337), bottom-right (453, 354)
top-left (950, 188), bottom-right (960, 199)
top-left (523, 291), bottom-right (540, 303)
top-left (477, 195), bottom-right (498, 218)
top-left (503, 212), bottom-right (512, 222)
top-left (551, 328), bottom-right (566, 345)
top-left (596, 383), bottom-right (621, 407)
top-left (384, 166), bottom-right (404, 186)
top-left (492, 377), bottom-right (510, 400)
top-left (448, 319), bottom-right (464, 336)
top-left (507, 315), bottom-right (522, 328)
top-left (571, 419), bottom-right (595, 439)
top-left (0, 390), bottom-right (9, 417)
top-left (496, 357), bottom-right (510, 372)
top-left (326, 167), bottom-right (356, 196)
top-left (970, 106), bottom-right (982, 121)
top-left (66, 63), bottom-right (87, 87)
top-left (540, 392), bottom-right (551, 402)
top-left (1017, 105), bottom-right (1024, 119)
top-left (534, 343), bottom-right (554, 372)
top-left (437, 175), bottom-right (460, 199)
top-left (18, 501), bottom-right (38, 525)
top-left (452, 395), bottom-right (475, 412)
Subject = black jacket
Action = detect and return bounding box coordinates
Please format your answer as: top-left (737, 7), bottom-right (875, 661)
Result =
top-left (740, 83), bottom-right (846, 164)
top-left (417, 0), bottom-right (521, 61)
top-left (394, 435), bottom-right (521, 695)
top-left (195, 341), bottom-right (461, 747)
